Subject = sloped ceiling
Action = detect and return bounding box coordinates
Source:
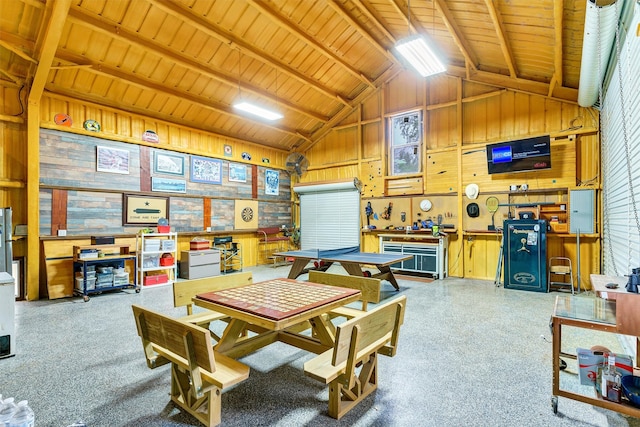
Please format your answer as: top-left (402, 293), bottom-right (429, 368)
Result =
top-left (1, 0), bottom-right (591, 152)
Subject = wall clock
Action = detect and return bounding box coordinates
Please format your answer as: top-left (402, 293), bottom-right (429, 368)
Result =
top-left (419, 199), bottom-right (432, 212)
top-left (241, 207), bottom-right (253, 222)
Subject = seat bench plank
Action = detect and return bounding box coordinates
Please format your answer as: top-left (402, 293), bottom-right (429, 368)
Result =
top-left (132, 305), bottom-right (250, 426)
top-left (303, 295), bottom-right (406, 419)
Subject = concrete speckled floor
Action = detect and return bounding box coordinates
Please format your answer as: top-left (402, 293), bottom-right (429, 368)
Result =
top-left (1, 264), bottom-right (639, 427)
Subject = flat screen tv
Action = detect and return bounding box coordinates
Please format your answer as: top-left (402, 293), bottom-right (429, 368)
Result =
top-left (486, 135), bottom-right (551, 174)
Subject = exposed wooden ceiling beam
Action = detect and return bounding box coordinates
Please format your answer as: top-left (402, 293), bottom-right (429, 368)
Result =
top-left (327, 0), bottom-right (399, 64)
top-left (150, 0), bottom-right (352, 107)
top-left (0, 39), bottom-right (37, 64)
top-left (66, 7), bottom-right (328, 123)
top-left (483, 0), bottom-right (517, 78)
top-left (549, 0), bottom-right (564, 97)
top-left (29, 0), bottom-right (70, 101)
top-left (247, 0), bottom-right (377, 90)
top-left (448, 65), bottom-right (577, 102)
top-left (53, 50), bottom-right (309, 141)
top-left (351, 0), bottom-right (397, 43)
top-left (432, 0), bottom-right (478, 72)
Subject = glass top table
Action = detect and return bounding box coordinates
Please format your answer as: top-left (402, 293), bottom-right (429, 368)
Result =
top-left (552, 295), bottom-right (616, 326)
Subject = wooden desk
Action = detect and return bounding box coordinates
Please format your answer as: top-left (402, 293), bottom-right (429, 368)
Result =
top-left (193, 278), bottom-right (361, 358)
top-left (551, 295), bottom-right (640, 417)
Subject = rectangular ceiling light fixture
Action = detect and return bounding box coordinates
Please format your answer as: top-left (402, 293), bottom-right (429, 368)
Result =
top-left (395, 35), bottom-right (446, 77)
top-left (233, 101), bottom-right (283, 121)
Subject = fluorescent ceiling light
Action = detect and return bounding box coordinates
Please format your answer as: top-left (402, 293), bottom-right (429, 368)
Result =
top-left (395, 35), bottom-right (446, 77)
top-left (233, 101), bottom-right (283, 121)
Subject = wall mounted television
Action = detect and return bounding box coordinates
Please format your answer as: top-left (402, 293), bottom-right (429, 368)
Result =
top-left (486, 135), bottom-right (551, 174)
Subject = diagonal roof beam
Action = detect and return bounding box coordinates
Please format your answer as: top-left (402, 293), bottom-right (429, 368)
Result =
top-left (53, 50), bottom-right (308, 140)
top-left (67, 7), bottom-right (327, 123)
top-left (483, 0), bottom-right (517, 78)
top-left (549, 0), bottom-right (564, 96)
top-left (151, 0), bottom-right (351, 107)
top-left (247, 0), bottom-right (376, 90)
top-left (432, 0), bottom-right (478, 73)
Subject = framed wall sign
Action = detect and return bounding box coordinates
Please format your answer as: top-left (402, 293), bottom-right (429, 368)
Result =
top-left (154, 152), bottom-right (185, 176)
top-left (96, 146), bottom-right (129, 174)
top-left (229, 163), bottom-right (247, 182)
top-left (191, 156), bottom-right (222, 184)
top-left (123, 194), bottom-right (169, 226)
top-left (265, 169), bottom-right (279, 195)
top-left (151, 177), bottom-right (187, 193)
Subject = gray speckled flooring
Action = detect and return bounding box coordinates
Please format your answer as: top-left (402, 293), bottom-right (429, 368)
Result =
top-left (1, 265), bottom-right (639, 427)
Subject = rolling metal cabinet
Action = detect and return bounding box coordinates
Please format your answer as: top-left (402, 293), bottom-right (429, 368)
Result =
top-left (503, 219), bottom-right (547, 292)
top-left (179, 249), bottom-right (221, 279)
top-left (379, 234), bottom-right (448, 279)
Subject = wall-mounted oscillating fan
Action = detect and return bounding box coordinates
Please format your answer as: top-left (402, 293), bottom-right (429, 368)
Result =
top-left (285, 152), bottom-right (309, 178)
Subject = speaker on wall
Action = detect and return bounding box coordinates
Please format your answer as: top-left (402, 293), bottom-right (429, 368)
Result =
top-left (569, 189), bottom-right (595, 234)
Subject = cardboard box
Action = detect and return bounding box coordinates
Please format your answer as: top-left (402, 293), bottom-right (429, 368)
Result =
top-left (577, 348), bottom-right (634, 385)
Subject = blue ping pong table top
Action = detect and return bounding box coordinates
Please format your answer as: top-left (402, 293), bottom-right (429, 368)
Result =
top-left (277, 248), bottom-right (405, 264)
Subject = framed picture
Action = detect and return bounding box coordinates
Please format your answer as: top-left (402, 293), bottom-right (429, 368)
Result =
top-left (151, 177), bottom-right (187, 193)
top-left (265, 169), bottom-right (279, 195)
top-left (390, 110), bottom-right (422, 146)
top-left (229, 163), bottom-right (247, 182)
top-left (154, 151), bottom-right (184, 176)
top-left (389, 110), bottom-right (422, 175)
top-left (96, 146), bottom-right (129, 174)
top-left (191, 156), bottom-right (222, 184)
top-left (123, 194), bottom-right (169, 226)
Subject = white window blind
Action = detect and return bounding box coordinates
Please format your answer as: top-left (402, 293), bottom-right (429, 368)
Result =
top-left (601, 4), bottom-right (640, 276)
top-left (294, 180), bottom-right (361, 251)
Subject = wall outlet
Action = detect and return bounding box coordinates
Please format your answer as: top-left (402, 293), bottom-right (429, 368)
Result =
top-left (57, 229), bottom-right (67, 236)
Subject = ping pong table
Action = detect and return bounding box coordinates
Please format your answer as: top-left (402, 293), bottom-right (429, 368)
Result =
top-left (273, 248), bottom-right (412, 290)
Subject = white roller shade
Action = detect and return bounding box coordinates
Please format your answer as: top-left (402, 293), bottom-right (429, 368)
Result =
top-left (294, 179), bottom-right (361, 251)
top-left (601, 3), bottom-right (640, 276)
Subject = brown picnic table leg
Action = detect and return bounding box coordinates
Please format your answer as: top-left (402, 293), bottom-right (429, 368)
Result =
top-left (373, 266), bottom-right (400, 291)
top-left (287, 258), bottom-right (312, 279)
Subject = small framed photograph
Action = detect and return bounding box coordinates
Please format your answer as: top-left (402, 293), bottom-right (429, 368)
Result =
top-left (154, 152), bottom-right (185, 176)
top-left (191, 156), bottom-right (222, 184)
top-left (229, 163), bottom-right (247, 182)
top-left (96, 146), bottom-right (129, 174)
top-left (265, 169), bottom-right (279, 195)
top-left (123, 194), bottom-right (169, 226)
top-left (151, 177), bottom-right (187, 193)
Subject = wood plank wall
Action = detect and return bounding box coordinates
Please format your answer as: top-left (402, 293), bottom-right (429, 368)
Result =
top-left (301, 70), bottom-right (601, 287)
top-left (0, 71), bottom-right (603, 297)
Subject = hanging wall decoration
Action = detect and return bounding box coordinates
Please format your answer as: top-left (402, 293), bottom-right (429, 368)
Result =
top-left (142, 130), bottom-right (159, 143)
top-left (190, 156), bottom-right (222, 184)
top-left (229, 163), bottom-right (247, 182)
top-left (265, 169), bottom-right (279, 195)
top-left (154, 151), bottom-right (185, 176)
top-left (224, 144), bottom-right (232, 157)
top-left (54, 113), bottom-right (72, 126)
top-left (96, 146), bottom-right (129, 174)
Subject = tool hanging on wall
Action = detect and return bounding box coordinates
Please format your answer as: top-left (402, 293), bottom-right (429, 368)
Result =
top-left (381, 202), bottom-right (393, 220)
top-left (365, 202), bottom-right (373, 226)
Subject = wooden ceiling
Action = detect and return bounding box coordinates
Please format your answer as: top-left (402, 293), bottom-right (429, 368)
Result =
top-left (1, 0), bottom-right (590, 152)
